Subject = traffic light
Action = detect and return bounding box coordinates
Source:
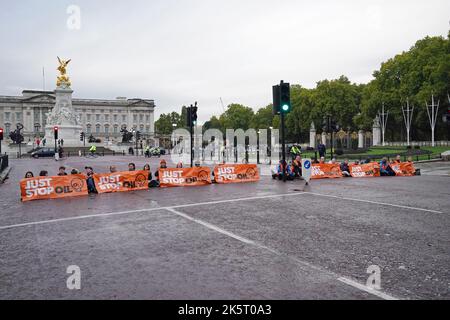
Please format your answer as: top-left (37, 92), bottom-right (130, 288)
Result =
top-left (272, 85), bottom-right (281, 115)
top-left (186, 103), bottom-right (198, 127)
top-left (273, 81), bottom-right (291, 115)
top-left (80, 132), bottom-right (85, 141)
top-left (0, 127), bottom-right (3, 141)
top-left (191, 106), bottom-right (198, 125)
top-left (53, 126), bottom-right (59, 140)
top-left (136, 131), bottom-right (141, 140)
top-left (279, 82), bottom-right (291, 114)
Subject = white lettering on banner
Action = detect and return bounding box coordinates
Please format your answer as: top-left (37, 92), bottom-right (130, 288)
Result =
top-left (162, 171), bottom-right (186, 184)
top-left (217, 167), bottom-right (238, 180)
top-left (351, 167), bottom-right (366, 177)
top-left (98, 175), bottom-right (122, 191)
top-left (25, 179), bottom-right (54, 198)
top-left (312, 167), bottom-right (324, 176)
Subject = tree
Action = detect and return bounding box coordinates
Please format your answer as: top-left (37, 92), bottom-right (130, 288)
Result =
top-left (219, 104), bottom-right (255, 130)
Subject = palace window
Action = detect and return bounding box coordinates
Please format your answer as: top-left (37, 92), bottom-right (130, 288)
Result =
top-left (5, 123), bottom-right (11, 134)
top-left (86, 125), bottom-right (91, 134)
top-left (5, 112), bottom-right (10, 121)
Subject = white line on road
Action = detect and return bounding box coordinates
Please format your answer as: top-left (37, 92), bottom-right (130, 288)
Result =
top-left (165, 207), bottom-right (400, 300)
top-left (337, 277), bottom-right (398, 300)
top-left (303, 192), bottom-right (444, 214)
top-left (0, 192), bottom-right (304, 231)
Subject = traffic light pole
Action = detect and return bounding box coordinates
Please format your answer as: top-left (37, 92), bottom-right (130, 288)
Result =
top-left (281, 111), bottom-right (287, 182)
top-left (190, 122), bottom-right (194, 168)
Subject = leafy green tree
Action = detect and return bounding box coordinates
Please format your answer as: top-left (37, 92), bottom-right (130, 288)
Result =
top-left (219, 104), bottom-right (255, 130)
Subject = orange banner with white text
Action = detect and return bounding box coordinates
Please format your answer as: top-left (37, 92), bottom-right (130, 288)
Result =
top-left (311, 164), bottom-right (342, 179)
top-left (349, 162), bottom-right (380, 178)
top-left (93, 170), bottom-right (149, 193)
top-left (214, 164), bottom-right (260, 184)
top-left (159, 167), bottom-right (211, 188)
top-left (391, 162), bottom-right (416, 176)
top-left (20, 174), bottom-right (88, 202)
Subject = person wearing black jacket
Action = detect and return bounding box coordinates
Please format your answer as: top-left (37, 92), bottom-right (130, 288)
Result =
top-left (340, 159), bottom-right (351, 177)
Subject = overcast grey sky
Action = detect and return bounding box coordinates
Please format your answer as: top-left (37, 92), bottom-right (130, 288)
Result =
top-left (0, 0), bottom-right (449, 121)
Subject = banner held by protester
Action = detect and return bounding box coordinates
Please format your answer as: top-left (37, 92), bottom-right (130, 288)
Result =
top-left (93, 170), bottom-right (149, 193)
top-left (311, 163), bottom-right (342, 179)
top-left (20, 174), bottom-right (88, 202)
top-left (159, 167), bottom-right (211, 187)
top-left (349, 163), bottom-right (381, 178)
top-left (214, 164), bottom-right (259, 184)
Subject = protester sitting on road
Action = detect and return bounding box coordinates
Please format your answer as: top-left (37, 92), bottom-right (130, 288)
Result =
top-left (407, 156), bottom-right (413, 163)
top-left (329, 158), bottom-right (337, 165)
top-left (57, 166), bottom-right (68, 176)
top-left (292, 155), bottom-right (302, 178)
top-left (340, 159), bottom-right (351, 177)
top-left (354, 160), bottom-right (360, 165)
top-left (152, 159), bottom-right (168, 187)
top-left (143, 164), bottom-right (153, 181)
top-left (70, 169), bottom-right (79, 175)
top-left (380, 157), bottom-right (396, 176)
top-left (176, 162), bottom-right (183, 168)
top-left (319, 157), bottom-right (326, 164)
top-left (24, 171), bottom-right (34, 178)
top-left (39, 170), bottom-right (48, 177)
top-left (128, 163), bottom-right (136, 171)
top-left (85, 167), bottom-right (98, 194)
top-left (109, 165), bottom-right (117, 173)
top-left (364, 158), bottom-right (371, 164)
top-left (272, 160), bottom-right (294, 181)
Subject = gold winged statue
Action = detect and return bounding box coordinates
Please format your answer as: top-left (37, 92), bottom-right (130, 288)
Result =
top-left (56, 56), bottom-right (72, 88)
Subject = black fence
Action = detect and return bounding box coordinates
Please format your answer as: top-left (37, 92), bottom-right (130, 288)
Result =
top-left (0, 155), bottom-right (8, 173)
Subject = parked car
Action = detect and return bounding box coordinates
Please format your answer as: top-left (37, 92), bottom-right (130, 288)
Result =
top-left (31, 148), bottom-right (55, 158)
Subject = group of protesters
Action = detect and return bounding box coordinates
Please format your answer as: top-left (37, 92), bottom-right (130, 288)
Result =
top-left (23, 159), bottom-right (182, 194)
top-left (272, 153), bottom-right (416, 180)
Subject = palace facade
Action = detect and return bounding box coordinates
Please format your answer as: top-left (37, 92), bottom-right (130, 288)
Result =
top-left (0, 90), bottom-right (155, 142)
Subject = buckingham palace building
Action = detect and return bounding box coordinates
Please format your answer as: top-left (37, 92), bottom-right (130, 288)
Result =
top-left (0, 90), bottom-right (156, 143)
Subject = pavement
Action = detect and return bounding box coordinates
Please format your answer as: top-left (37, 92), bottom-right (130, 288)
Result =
top-left (0, 155), bottom-right (449, 300)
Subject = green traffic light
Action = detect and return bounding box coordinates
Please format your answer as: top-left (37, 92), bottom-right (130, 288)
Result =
top-left (282, 104), bottom-right (290, 112)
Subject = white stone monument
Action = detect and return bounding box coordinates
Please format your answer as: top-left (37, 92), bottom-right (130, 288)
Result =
top-left (358, 130), bottom-right (364, 149)
top-left (309, 122), bottom-right (316, 149)
top-left (372, 116), bottom-right (381, 146)
top-left (44, 57), bottom-right (82, 147)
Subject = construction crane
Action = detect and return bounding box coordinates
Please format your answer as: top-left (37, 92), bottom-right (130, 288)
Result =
top-left (220, 97), bottom-right (226, 113)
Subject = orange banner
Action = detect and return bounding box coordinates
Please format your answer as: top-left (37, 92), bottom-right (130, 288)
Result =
top-left (159, 167), bottom-right (211, 188)
top-left (93, 170), bottom-right (149, 193)
top-left (311, 164), bottom-right (342, 179)
top-left (391, 162), bottom-right (416, 176)
top-left (20, 174), bottom-right (88, 202)
top-left (349, 162), bottom-right (380, 178)
top-left (214, 164), bottom-right (260, 184)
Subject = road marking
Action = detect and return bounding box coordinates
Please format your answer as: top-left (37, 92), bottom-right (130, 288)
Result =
top-left (337, 277), bottom-right (398, 300)
top-left (165, 207), bottom-right (400, 300)
top-left (0, 192), bottom-right (304, 231)
top-left (302, 192), bottom-right (444, 214)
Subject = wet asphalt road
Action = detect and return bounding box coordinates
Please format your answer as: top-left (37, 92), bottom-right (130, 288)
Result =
top-left (0, 156), bottom-right (449, 300)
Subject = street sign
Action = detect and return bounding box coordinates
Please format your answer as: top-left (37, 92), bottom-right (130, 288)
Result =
top-left (302, 158), bottom-right (312, 184)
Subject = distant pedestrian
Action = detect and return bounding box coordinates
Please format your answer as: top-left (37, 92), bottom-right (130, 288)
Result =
top-left (60, 139), bottom-right (64, 147)
top-left (318, 143), bottom-right (326, 158)
top-left (128, 163), bottom-right (136, 171)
